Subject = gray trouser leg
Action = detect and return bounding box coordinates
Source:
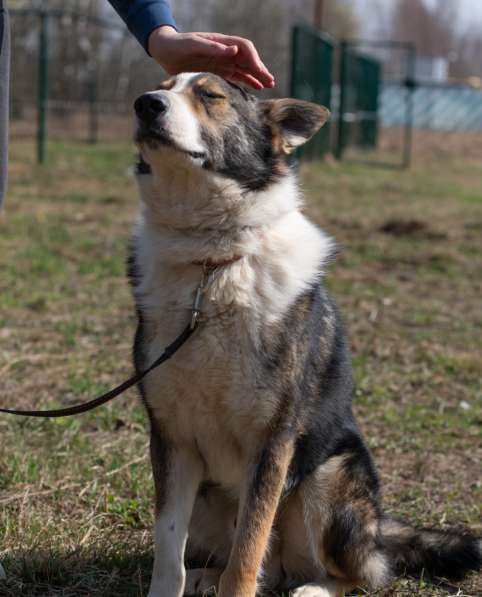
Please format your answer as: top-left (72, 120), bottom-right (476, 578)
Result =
top-left (0, 0), bottom-right (10, 208)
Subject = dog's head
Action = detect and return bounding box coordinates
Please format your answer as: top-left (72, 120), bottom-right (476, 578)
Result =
top-left (134, 73), bottom-right (329, 192)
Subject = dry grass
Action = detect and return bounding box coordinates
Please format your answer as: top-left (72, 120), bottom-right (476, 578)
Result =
top-left (0, 140), bottom-right (481, 596)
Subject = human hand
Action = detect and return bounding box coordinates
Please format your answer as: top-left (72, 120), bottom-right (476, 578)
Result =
top-left (148, 26), bottom-right (275, 90)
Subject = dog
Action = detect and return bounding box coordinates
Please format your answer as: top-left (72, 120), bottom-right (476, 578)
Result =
top-left (129, 73), bottom-right (481, 597)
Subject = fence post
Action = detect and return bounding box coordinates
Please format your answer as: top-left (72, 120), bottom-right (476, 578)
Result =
top-left (289, 26), bottom-right (299, 98)
top-left (37, 11), bottom-right (48, 164)
top-left (403, 45), bottom-right (416, 169)
top-left (335, 41), bottom-right (348, 160)
top-left (290, 25), bottom-right (334, 161)
top-left (88, 70), bottom-right (98, 144)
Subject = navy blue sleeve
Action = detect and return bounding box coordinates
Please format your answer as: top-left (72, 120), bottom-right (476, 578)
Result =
top-left (108, 0), bottom-right (177, 52)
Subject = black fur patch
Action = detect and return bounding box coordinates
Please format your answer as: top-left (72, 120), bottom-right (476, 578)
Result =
top-left (325, 507), bottom-right (367, 570)
top-left (135, 153), bottom-right (151, 175)
top-left (126, 241), bottom-right (149, 410)
top-left (226, 81), bottom-right (256, 103)
top-left (257, 282), bottom-right (371, 496)
top-left (382, 519), bottom-right (482, 581)
top-left (199, 102), bottom-right (285, 192)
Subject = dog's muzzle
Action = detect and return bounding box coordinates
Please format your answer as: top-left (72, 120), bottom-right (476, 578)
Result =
top-left (134, 93), bottom-right (169, 123)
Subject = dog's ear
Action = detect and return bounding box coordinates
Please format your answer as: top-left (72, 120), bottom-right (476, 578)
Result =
top-left (261, 99), bottom-right (330, 155)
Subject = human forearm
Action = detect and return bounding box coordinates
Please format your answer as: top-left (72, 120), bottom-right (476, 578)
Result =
top-left (108, 0), bottom-right (176, 50)
top-left (107, 1), bottom-right (274, 89)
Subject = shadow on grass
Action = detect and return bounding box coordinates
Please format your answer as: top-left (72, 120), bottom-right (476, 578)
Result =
top-left (1, 549), bottom-right (476, 597)
top-left (0, 547), bottom-right (153, 596)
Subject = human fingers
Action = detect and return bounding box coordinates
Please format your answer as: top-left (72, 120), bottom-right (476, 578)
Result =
top-left (190, 59), bottom-right (264, 90)
top-left (227, 71), bottom-right (264, 90)
top-left (149, 29), bottom-right (239, 74)
top-left (196, 33), bottom-right (274, 87)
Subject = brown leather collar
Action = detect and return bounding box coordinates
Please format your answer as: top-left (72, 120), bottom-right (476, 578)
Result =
top-left (192, 255), bottom-right (244, 269)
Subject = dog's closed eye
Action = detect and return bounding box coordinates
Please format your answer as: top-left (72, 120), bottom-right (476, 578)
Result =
top-left (198, 89), bottom-right (226, 100)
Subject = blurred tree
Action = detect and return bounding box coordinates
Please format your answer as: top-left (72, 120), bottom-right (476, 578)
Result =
top-left (391, 0), bottom-right (456, 58)
top-left (450, 29), bottom-right (482, 80)
top-left (389, 0), bottom-right (482, 80)
top-left (209, 0), bottom-right (285, 93)
top-left (208, 0), bottom-right (358, 95)
top-left (10, 0), bottom-right (361, 123)
top-left (322, 0), bottom-right (359, 39)
top-left (10, 0), bottom-right (157, 118)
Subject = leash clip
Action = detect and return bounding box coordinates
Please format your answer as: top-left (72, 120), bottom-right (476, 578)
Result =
top-left (190, 282), bottom-right (204, 330)
top-left (190, 265), bottom-right (210, 330)
top-left (190, 262), bottom-right (222, 330)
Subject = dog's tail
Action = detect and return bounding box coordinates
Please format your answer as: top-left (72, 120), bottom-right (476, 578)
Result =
top-left (381, 517), bottom-right (482, 581)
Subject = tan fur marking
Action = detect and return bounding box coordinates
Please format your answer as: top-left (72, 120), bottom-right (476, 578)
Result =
top-left (219, 438), bottom-right (295, 597)
top-left (297, 453), bottom-right (382, 584)
top-left (270, 124), bottom-right (291, 156)
top-left (157, 77), bottom-right (176, 90)
top-left (322, 455), bottom-right (381, 583)
top-left (317, 455), bottom-right (378, 529)
top-left (190, 91), bottom-right (232, 126)
top-left (174, 74), bottom-right (237, 127)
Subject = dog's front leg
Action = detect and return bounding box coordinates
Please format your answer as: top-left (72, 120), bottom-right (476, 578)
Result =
top-left (218, 430), bottom-right (295, 597)
top-left (147, 429), bottom-right (203, 597)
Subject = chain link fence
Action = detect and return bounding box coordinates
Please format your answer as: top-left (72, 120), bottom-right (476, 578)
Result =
top-left (10, 8), bottom-right (160, 158)
top-left (290, 26), bottom-right (384, 163)
top-left (9, 2), bottom-right (313, 163)
top-left (10, 9), bottom-right (482, 166)
top-left (335, 41), bottom-right (382, 160)
top-left (290, 23), bottom-right (482, 166)
top-left (382, 83), bottom-right (482, 131)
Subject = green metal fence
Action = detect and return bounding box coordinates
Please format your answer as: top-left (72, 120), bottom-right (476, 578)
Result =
top-left (290, 25), bottom-right (383, 163)
top-left (290, 24), bottom-right (334, 160)
top-left (336, 42), bottom-right (381, 159)
top-left (10, 8), bottom-right (155, 164)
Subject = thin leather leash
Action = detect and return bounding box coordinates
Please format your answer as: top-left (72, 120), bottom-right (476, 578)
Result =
top-left (0, 263), bottom-right (231, 419)
top-left (0, 323), bottom-right (196, 418)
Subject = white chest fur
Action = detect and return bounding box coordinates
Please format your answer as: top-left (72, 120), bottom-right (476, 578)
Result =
top-left (133, 173), bottom-right (332, 486)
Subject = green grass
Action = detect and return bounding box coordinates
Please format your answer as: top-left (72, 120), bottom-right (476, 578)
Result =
top-left (0, 141), bottom-right (481, 596)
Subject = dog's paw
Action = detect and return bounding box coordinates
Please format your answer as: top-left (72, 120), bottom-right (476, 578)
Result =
top-left (184, 568), bottom-right (221, 595)
top-left (290, 583), bottom-right (335, 597)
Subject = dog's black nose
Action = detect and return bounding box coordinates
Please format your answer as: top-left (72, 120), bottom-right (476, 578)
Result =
top-left (134, 94), bottom-right (169, 121)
